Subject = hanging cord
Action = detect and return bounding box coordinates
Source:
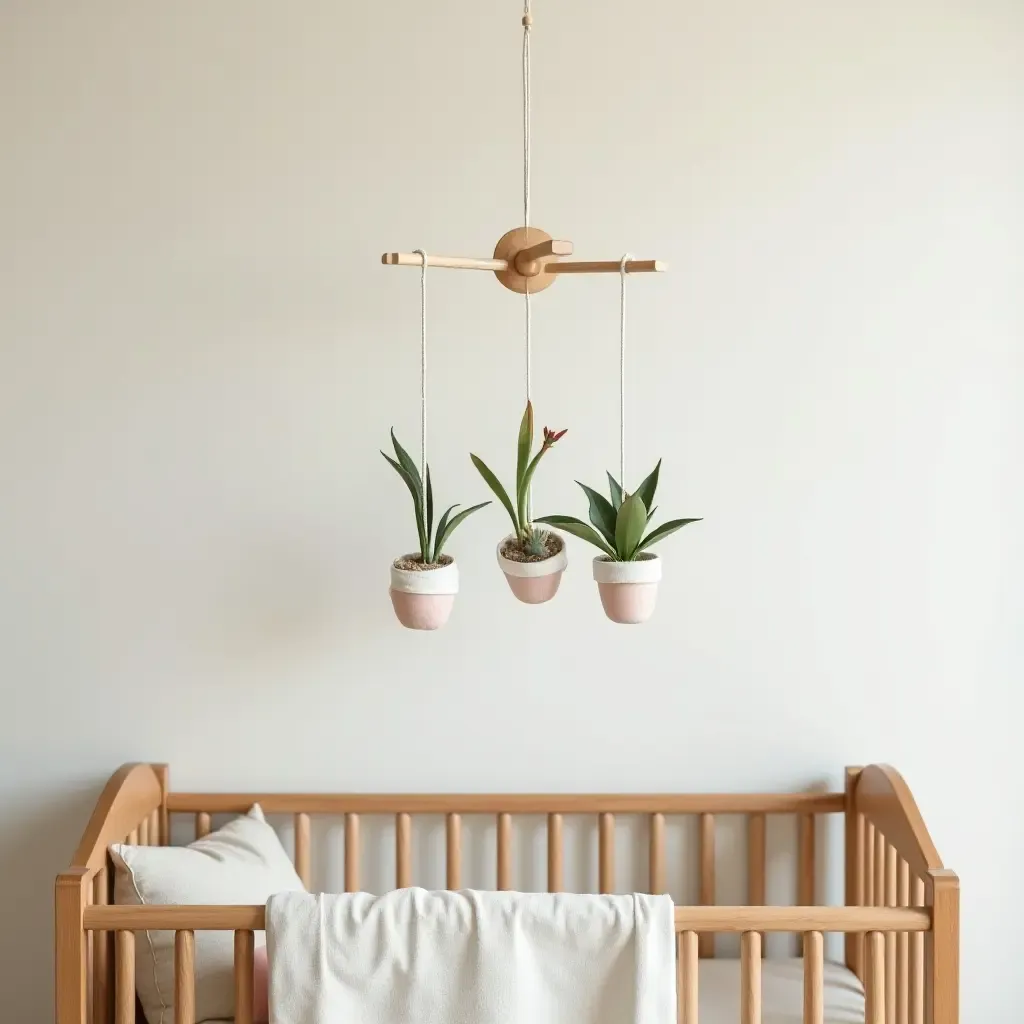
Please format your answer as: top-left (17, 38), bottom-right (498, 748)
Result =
top-left (522, 1), bottom-right (532, 233)
top-left (522, 1), bottom-right (534, 519)
top-left (522, 0), bottom-right (533, 402)
top-left (412, 249), bottom-right (428, 501)
top-left (619, 253), bottom-right (633, 490)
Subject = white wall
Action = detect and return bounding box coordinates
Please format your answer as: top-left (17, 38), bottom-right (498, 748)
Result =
top-left (1, 0), bottom-right (1021, 1018)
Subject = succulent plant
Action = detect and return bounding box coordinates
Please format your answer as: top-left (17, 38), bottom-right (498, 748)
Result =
top-left (536, 460), bottom-right (701, 560)
top-left (470, 401), bottom-right (567, 554)
top-left (382, 430), bottom-right (490, 565)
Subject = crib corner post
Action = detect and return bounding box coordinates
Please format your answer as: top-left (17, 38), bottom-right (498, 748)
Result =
top-left (844, 766), bottom-right (863, 979)
top-left (55, 868), bottom-right (89, 1024)
top-left (925, 869), bottom-right (959, 1024)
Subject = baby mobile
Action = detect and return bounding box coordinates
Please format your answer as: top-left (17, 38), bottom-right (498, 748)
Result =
top-left (382, 1), bottom-right (701, 629)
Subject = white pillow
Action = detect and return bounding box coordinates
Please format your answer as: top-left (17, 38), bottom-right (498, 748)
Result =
top-left (109, 805), bottom-right (305, 1024)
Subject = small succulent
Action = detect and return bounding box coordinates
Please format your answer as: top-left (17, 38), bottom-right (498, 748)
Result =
top-left (382, 430), bottom-right (490, 565)
top-left (536, 460), bottom-right (701, 560)
top-left (470, 401), bottom-right (567, 554)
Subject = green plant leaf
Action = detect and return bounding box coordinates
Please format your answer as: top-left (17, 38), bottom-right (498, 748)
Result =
top-left (518, 444), bottom-right (553, 530)
top-left (634, 459), bottom-right (661, 512)
top-left (434, 501), bottom-right (491, 557)
top-left (516, 400), bottom-right (534, 503)
top-left (425, 465), bottom-right (434, 555)
top-left (381, 450), bottom-right (427, 559)
top-left (646, 505), bottom-right (658, 524)
top-left (606, 472), bottom-right (624, 509)
top-left (434, 503), bottom-right (459, 548)
top-left (470, 454), bottom-right (519, 534)
top-left (615, 493), bottom-right (648, 560)
top-left (391, 429), bottom-right (424, 505)
top-left (638, 517), bottom-right (703, 552)
top-left (534, 515), bottom-right (616, 558)
top-left (576, 481), bottom-right (617, 544)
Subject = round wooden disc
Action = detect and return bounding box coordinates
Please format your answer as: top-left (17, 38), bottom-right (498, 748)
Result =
top-left (493, 226), bottom-right (558, 294)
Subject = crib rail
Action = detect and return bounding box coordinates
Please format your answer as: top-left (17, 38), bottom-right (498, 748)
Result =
top-left (82, 902), bottom-right (931, 932)
top-left (80, 903), bottom-right (930, 1024)
top-left (165, 791), bottom-right (845, 814)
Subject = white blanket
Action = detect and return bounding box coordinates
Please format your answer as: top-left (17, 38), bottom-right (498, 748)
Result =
top-left (266, 888), bottom-right (676, 1024)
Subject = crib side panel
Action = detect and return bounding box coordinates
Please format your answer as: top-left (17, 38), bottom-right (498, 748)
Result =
top-left (58, 763), bottom-right (168, 1024)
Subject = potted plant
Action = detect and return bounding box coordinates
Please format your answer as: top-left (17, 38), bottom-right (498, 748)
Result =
top-left (382, 430), bottom-right (489, 630)
top-left (536, 461), bottom-right (700, 623)
top-left (470, 402), bottom-right (568, 604)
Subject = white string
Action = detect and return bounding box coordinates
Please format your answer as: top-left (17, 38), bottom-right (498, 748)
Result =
top-left (522, 1), bottom-right (533, 519)
top-left (412, 248), bottom-right (428, 501)
top-left (522, 0), bottom-right (532, 404)
top-left (619, 253), bottom-right (633, 489)
top-left (522, 0), bottom-right (531, 232)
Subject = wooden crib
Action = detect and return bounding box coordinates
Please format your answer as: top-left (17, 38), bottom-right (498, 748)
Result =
top-left (55, 762), bottom-right (958, 1024)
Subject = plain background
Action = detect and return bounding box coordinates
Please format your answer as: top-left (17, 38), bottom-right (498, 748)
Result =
top-left (1, 0), bottom-right (1021, 1018)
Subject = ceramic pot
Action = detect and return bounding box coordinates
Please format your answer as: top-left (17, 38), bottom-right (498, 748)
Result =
top-left (389, 556), bottom-right (459, 630)
top-left (592, 553), bottom-right (662, 624)
top-left (496, 534), bottom-right (567, 604)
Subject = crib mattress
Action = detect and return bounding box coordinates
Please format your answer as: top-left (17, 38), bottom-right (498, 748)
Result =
top-left (698, 957), bottom-right (865, 1023)
top-left (206, 957), bottom-right (864, 1024)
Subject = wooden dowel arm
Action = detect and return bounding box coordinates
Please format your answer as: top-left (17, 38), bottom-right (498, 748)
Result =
top-left (548, 259), bottom-right (667, 275)
top-left (515, 239), bottom-right (573, 276)
top-left (382, 252), bottom-right (509, 271)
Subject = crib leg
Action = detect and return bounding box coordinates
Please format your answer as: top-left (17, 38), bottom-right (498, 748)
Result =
top-left (55, 870), bottom-right (89, 1024)
top-left (925, 871), bottom-right (959, 1024)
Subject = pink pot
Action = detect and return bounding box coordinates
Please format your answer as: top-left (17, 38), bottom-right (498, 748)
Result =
top-left (592, 554), bottom-right (662, 624)
top-left (505, 572), bottom-right (562, 604)
top-left (496, 535), bottom-right (568, 605)
top-left (389, 590), bottom-right (456, 630)
top-left (389, 556), bottom-right (459, 631)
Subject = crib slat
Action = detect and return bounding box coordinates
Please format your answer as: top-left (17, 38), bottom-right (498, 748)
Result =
top-left (115, 930), bottom-right (134, 1024)
top-left (345, 813), bottom-right (360, 892)
top-left (497, 813), bottom-right (512, 890)
top-left (699, 813), bottom-right (715, 958)
top-left (294, 813), bottom-right (311, 888)
top-left (547, 813), bottom-right (563, 892)
top-left (885, 843), bottom-right (897, 1023)
top-left (803, 930), bottom-right (824, 1024)
top-left (897, 859), bottom-right (910, 1024)
top-left (196, 813), bottom-right (211, 840)
top-left (599, 813), bottom-right (614, 894)
top-left (127, 829), bottom-right (138, 845)
top-left (155, 764), bottom-right (170, 844)
top-left (741, 931), bottom-right (762, 1024)
top-left (396, 813), bottom-right (412, 888)
top-left (874, 829), bottom-right (885, 907)
top-left (679, 930), bottom-right (698, 1024)
top-left (446, 813), bottom-right (462, 889)
top-left (865, 821), bottom-right (875, 919)
top-left (650, 813), bottom-right (666, 894)
top-left (850, 811), bottom-right (865, 979)
top-left (865, 931), bottom-right (884, 1024)
top-left (150, 809), bottom-right (160, 846)
top-left (747, 812), bottom-right (766, 954)
top-left (139, 816), bottom-right (150, 846)
top-left (174, 930), bottom-right (196, 1024)
top-left (910, 876), bottom-right (925, 1024)
top-left (234, 930), bottom-right (254, 1024)
top-left (798, 814), bottom-right (815, 905)
top-left (92, 870), bottom-right (111, 1024)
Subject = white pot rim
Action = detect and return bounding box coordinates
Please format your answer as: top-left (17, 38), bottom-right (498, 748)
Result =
top-left (390, 555), bottom-right (460, 595)
top-left (496, 534), bottom-right (568, 578)
top-left (592, 552), bottom-right (662, 584)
